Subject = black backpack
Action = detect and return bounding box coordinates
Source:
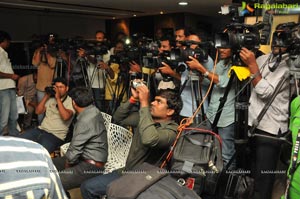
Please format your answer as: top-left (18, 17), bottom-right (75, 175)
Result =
top-left (106, 162), bottom-right (201, 199)
top-left (168, 127), bottom-right (223, 196)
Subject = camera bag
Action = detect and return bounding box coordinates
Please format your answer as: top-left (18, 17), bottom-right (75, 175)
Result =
top-left (168, 127), bottom-right (223, 196)
top-left (106, 162), bottom-right (201, 199)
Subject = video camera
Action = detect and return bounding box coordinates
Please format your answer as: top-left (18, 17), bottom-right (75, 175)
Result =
top-left (214, 22), bottom-right (264, 66)
top-left (45, 85), bottom-right (56, 97)
top-left (215, 22), bottom-right (263, 52)
top-left (281, 22), bottom-right (300, 70)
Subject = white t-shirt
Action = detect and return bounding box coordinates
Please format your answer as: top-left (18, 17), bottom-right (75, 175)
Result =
top-left (0, 47), bottom-right (15, 90)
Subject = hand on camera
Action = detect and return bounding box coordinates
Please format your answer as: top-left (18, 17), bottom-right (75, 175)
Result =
top-left (98, 61), bottom-right (108, 70)
top-left (77, 48), bottom-right (86, 57)
top-left (136, 85), bottom-right (149, 107)
top-left (159, 62), bottom-right (175, 76)
top-left (239, 48), bottom-right (258, 72)
top-left (129, 61), bottom-right (141, 73)
top-left (186, 56), bottom-right (205, 73)
top-left (54, 86), bottom-right (61, 100)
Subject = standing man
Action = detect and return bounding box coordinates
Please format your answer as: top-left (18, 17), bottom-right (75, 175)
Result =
top-left (78, 30), bottom-right (111, 111)
top-left (187, 48), bottom-right (235, 169)
top-left (0, 30), bottom-right (19, 136)
top-left (19, 77), bottom-right (75, 153)
top-left (240, 23), bottom-right (292, 199)
top-left (53, 87), bottom-right (108, 191)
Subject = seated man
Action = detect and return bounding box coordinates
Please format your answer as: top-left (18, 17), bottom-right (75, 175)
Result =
top-left (80, 84), bottom-right (183, 199)
top-left (0, 136), bottom-right (68, 198)
top-left (52, 87), bottom-right (108, 191)
top-left (17, 70), bottom-right (38, 130)
top-left (18, 77), bottom-right (75, 153)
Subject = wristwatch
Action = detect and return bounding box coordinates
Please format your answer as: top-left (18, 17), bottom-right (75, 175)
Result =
top-left (203, 71), bottom-right (209, 77)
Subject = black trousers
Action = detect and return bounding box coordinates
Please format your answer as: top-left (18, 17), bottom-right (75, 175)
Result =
top-left (251, 129), bottom-right (282, 199)
top-left (52, 156), bottom-right (104, 191)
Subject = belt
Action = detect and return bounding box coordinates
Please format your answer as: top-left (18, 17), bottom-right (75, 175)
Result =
top-left (83, 159), bottom-right (105, 168)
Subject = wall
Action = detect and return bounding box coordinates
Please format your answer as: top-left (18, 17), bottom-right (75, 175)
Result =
top-left (0, 8), bottom-right (106, 41)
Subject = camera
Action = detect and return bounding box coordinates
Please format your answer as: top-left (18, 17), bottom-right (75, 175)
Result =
top-left (215, 22), bottom-right (263, 52)
top-left (130, 79), bottom-right (145, 89)
top-left (84, 41), bottom-right (109, 56)
top-left (45, 86), bottom-right (56, 97)
top-left (214, 22), bottom-right (264, 66)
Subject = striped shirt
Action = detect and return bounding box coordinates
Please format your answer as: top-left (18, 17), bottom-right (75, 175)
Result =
top-left (0, 137), bottom-right (68, 199)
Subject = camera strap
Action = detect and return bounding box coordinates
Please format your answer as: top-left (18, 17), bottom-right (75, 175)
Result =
top-left (55, 95), bottom-right (68, 109)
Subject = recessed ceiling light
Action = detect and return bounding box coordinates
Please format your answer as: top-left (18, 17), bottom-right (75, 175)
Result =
top-left (133, 14), bottom-right (137, 17)
top-left (178, 1), bottom-right (188, 6)
top-left (160, 11), bottom-right (164, 14)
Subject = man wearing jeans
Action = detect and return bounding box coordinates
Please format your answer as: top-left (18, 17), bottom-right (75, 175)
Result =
top-left (18, 77), bottom-right (75, 153)
top-left (0, 30), bottom-right (19, 136)
top-left (186, 48), bottom-right (235, 169)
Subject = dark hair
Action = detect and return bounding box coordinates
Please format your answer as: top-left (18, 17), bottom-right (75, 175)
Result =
top-left (159, 35), bottom-right (176, 48)
top-left (156, 89), bottom-right (183, 121)
top-left (175, 27), bottom-right (191, 37)
top-left (0, 31), bottom-right (11, 43)
top-left (52, 77), bottom-right (68, 86)
top-left (95, 30), bottom-right (106, 37)
top-left (69, 87), bottom-right (94, 107)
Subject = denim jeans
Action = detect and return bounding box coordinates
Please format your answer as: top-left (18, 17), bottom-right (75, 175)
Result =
top-left (209, 122), bottom-right (236, 169)
top-left (18, 128), bottom-right (64, 153)
top-left (36, 90), bottom-right (46, 124)
top-left (0, 88), bottom-right (19, 136)
top-left (80, 170), bottom-right (120, 199)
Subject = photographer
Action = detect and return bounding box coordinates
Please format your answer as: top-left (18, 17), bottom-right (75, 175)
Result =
top-left (187, 47), bottom-right (236, 169)
top-left (77, 30), bottom-right (111, 111)
top-left (32, 34), bottom-right (60, 124)
top-left (18, 77), bottom-right (75, 153)
top-left (239, 24), bottom-right (292, 199)
top-left (80, 84), bottom-right (183, 199)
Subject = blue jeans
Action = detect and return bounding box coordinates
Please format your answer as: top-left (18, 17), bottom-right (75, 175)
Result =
top-left (18, 128), bottom-right (64, 153)
top-left (0, 88), bottom-right (19, 136)
top-left (36, 90), bottom-right (45, 124)
top-left (217, 123), bottom-right (236, 169)
top-left (80, 170), bottom-right (120, 199)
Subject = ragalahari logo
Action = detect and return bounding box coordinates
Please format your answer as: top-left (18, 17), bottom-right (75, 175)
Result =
top-left (240, 1), bottom-right (255, 16)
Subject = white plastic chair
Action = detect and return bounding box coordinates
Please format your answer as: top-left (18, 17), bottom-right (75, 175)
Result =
top-left (101, 111), bottom-right (112, 130)
top-left (60, 112), bottom-right (112, 157)
top-left (104, 123), bottom-right (133, 174)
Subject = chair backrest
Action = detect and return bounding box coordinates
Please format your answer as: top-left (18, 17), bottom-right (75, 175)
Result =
top-left (104, 123), bottom-right (133, 174)
top-left (101, 112), bottom-right (112, 130)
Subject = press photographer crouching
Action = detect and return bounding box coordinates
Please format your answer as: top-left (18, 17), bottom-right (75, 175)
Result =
top-left (18, 77), bottom-right (75, 153)
top-left (240, 23), bottom-right (294, 199)
top-left (80, 80), bottom-right (183, 199)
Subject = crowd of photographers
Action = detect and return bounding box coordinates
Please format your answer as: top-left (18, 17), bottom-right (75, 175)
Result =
top-left (0, 20), bottom-right (300, 199)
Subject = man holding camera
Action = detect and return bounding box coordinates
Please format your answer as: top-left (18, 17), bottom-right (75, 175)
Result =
top-left (19, 77), bottom-right (75, 153)
top-left (52, 87), bottom-right (108, 192)
top-left (240, 24), bottom-right (292, 199)
top-left (80, 83), bottom-right (183, 199)
top-left (77, 30), bottom-right (111, 111)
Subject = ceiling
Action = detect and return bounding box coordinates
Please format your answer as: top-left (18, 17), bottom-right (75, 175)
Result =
top-left (0, 0), bottom-right (232, 19)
